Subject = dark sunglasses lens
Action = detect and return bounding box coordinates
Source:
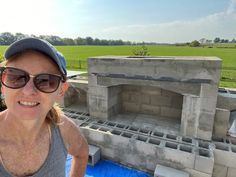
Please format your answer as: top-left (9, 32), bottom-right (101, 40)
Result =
top-left (34, 74), bottom-right (61, 93)
top-left (1, 68), bottom-right (28, 88)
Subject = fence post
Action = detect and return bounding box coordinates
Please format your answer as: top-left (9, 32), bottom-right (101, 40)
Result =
top-left (78, 60), bottom-right (81, 69)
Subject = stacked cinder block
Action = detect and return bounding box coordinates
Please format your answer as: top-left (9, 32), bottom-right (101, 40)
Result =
top-left (66, 112), bottom-right (214, 177)
top-left (64, 109), bottom-right (236, 177)
top-left (212, 137), bottom-right (236, 177)
top-left (88, 56), bottom-right (222, 141)
top-left (121, 85), bottom-right (183, 119)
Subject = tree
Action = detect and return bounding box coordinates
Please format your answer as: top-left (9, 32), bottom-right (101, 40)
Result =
top-left (0, 32), bottom-right (15, 45)
top-left (49, 36), bottom-right (64, 45)
top-left (15, 33), bottom-right (28, 41)
top-left (214, 37), bottom-right (221, 43)
top-left (190, 40), bottom-right (200, 47)
top-left (74, 37), bottom-right (86, 45)
top-left (93, 38), bottom-right (100, 45)
top-left (62, 38), bottom-right (75, 45)
top-left (85, 37), bottom-right (94, 45)
top-left (199, 38), bottom-right (206, 44)
top-left (132, 45), bottom-right (150, 56)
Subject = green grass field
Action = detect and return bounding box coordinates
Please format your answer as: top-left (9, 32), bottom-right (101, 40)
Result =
top-left (1, 45), bottom-right (236, 88)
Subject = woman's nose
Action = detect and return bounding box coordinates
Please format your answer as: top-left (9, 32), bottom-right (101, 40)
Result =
top-left (21, 78), bottom-right (38, 95)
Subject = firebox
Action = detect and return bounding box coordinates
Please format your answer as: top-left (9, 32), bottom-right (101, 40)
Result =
top-left (88, 56), bottom-right (221, 140)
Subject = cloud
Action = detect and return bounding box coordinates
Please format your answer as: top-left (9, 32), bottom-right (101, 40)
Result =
top-left (95, 0), bottom-right (236, 43)
top-left (227, 0), bottom-right (236, 14)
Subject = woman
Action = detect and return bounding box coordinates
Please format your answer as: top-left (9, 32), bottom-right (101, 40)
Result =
top-left (0, 38), bottom-right (88, 177)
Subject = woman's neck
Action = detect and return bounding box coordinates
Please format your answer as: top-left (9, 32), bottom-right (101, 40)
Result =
top-left (0, 110), bottom-right (48, 145)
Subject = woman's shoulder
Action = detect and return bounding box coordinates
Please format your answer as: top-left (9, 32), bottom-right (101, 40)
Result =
top-left (57, 114), bottom-right (88, 156)
top-left (57, 115), bottom-right (83, 147)
top-left (58, 115), bottom-right (78, 132)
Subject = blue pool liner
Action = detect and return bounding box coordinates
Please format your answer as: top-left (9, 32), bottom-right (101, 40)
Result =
top-left (66, 155), bottom-right (152, 177)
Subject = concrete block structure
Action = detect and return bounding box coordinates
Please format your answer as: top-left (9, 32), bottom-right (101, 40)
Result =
top-left (61, 56), bottom-right (236, 177)
top-left (88, 56), bottom-right (221, 140)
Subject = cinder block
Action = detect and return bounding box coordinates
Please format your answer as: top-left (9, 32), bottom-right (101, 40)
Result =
top-left (163, 142), bottom-right (195, 169)
top-left (88, 86), bottom-right (108, 98)
top-left (194, 148), bottom-right (214, 174)
top-left (161, 106), bottom-right (182, 119)
top-left (181, 136), bottom-right (193, 145)
top-left (151, 95), bottom-right (171, 106)
top-left (214, 148), bottom-right (236, 168)
top-left (106, 121), bottom-right (116, 127)
top-left (98, 127), bottom-right (110, 133)
top-left (166, 134), bottom-right (178, 141)
top-left (148, 138), bottom-right (161, 146)
top-left (214, 142), bottom-right (229, 151)
top-left (115, 123), bottom-right (127, 129)
top-left (213, 108), bottom-right (230, 138)
top-left (179, 145), bottom-right (193, 153)
top-left (198, 141), bottom-right (210, 150)
top-left (140, 104), bottom-right (160, 115)
top-left (121, 132), bottom-right (134, 139)
top-left (128, 126), bottom-right (139, 132)
top-left (152, 131), bottom-right (165, 138)
top-left (130, 92), bottom-right (141, 102)
top-left (121, 92), bottom-right (130, 101)
top-left (171, 95), bottom-right (183, 109)
top-left (89, 125), bottom-right (100, 130)
top-left (139, 128), bottom-right (151, 135)
top-left (154, 164), bottom-right (189, 177)
top-left (122, 102), bottom-right (140, 112)
top-left (212, 164), bottom-right (227, 177)
top-left (88, 145), bottom-right (101, 166)
top-left (110, 129), bottom-right (122, 136)
top-left (141, 94), bottom-right (150, 104)
top-left (185, 168), bottom-right (212, 177)
top-left (136, 135), bottom-right (148, 142)
top-left (227, 167), bottom-right (236, 177)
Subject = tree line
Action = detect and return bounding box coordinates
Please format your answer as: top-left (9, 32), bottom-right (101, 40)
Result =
top-left (0, 32), bottom-right (235, 46)
top-left (0, 32), bottom-right (155, 46)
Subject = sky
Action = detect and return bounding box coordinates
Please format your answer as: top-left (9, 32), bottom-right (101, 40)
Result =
top-left (0, 0), bottom-right (235, 43)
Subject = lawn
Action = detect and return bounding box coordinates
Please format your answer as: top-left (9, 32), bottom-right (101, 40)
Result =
top-left (1, 44), bottom-right (236, 88)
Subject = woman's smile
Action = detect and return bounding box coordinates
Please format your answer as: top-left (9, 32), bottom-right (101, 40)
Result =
top-left (18, 101), bottom-right (40, 107)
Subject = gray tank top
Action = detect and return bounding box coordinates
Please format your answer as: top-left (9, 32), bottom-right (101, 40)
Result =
top-left (0, 126), bottom-right (68, 177)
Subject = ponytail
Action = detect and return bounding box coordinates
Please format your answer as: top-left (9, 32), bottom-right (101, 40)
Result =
top-left (46, 103), bottom-right (64, 125)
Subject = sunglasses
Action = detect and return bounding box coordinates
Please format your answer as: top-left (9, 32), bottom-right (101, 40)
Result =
top-left (0, 67), bottom-right (65, 93)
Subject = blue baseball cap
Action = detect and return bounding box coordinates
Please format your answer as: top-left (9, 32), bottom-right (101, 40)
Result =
top-left (4, 37), bottom-right (67, 79)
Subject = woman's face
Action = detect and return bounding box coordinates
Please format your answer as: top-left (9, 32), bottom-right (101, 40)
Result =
top-left (1, 51), bottom-right (65, 122)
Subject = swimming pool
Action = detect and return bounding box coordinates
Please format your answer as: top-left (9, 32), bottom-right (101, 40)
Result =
top-left (66, 155), bottom-right (152, 177)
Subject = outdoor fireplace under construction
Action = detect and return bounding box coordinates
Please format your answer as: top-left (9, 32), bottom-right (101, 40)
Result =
top-left (88, 56), bottom-right (221, 140)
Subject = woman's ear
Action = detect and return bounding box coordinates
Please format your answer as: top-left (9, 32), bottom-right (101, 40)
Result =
top-left (55, 82), bottom-right (68, 104)
top-left (59, 82), bottom-right (69, 97)
top-left (1, 86), bottom-right (4, 95)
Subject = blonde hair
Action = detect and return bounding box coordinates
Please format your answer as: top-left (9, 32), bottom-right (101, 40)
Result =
top-left (46, 103), bottom-right (64, 125)
top-left (1, 51), bottom-right (65, 126)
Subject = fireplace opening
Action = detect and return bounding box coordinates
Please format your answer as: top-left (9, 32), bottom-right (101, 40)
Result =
top-left (108, 84), bottom-right (183, 134)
